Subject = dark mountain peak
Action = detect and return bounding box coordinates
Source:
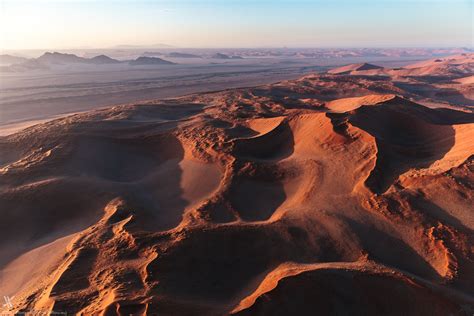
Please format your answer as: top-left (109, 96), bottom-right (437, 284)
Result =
top-left (211, 53), bottom-right (242, 59)
top-left (212, 53), bottom-right (231, 59)
top-left (129, 56), bottom-right (175, 65)
top-left (38, 52), bottom-right (87, 64)
top-left (0, 54), bottom-right (28, 65)
top-left (89, 55), bottom-right (121, 64)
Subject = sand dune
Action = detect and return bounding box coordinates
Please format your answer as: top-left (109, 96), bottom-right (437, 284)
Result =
top-left (325, 94), bottom-right (396, 112)
top-left (327, 62), bottom-right (383, 74)
top-left (329, 54), bottom-right (474, 78)
top-left (0, 55), bottom-right (473, 315)
top-left (233, 261), bottom-right (470, 315)
top-left (455, 75), bottom-right (474, 85)
top-left (326, 53), bottom-right (474, 112)
top-left (379, 55), bottom-right (473, 78)
top-left (403, 54), bottom-right (474, 69)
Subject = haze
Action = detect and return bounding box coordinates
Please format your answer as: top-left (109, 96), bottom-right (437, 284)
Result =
top-left (1, 0), bottom-right (472, 50)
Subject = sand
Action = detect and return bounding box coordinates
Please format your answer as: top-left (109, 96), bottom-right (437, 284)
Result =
top-left (327, 62), bottom-right (383, 74)
top-left (455, 75), bottom-right (474, 85)
top-left (0, 53), bottom-right (473, 315)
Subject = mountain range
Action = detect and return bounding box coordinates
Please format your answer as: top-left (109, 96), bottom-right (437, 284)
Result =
top-left (0, 52), bottom-right (177, 71)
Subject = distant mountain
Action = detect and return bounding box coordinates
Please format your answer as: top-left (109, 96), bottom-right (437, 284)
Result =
top-left (0, 54), bottom-right (28, 65)
top-left (2, 51), bottom-right (177, 69)
top-left (129, 56), bottom-right (175, 65)
top-left (143, 51), bottom-right (164, 56)
top-left (36, 52), bottom-right (121, 65)
top-left (37, 52), bottom-right (88, 64)
top-left (211, 53), bottom-right (243, 59)
top-left (0, 59), bottom-right (48, 72)
top-left (89, 55), bottom-right (121, 64)
top-left (166, 52), bottom-right (201, 58)
top-left (212, 53), bottom-right (231, 59)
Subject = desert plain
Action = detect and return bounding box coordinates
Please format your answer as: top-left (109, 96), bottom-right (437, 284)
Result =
top-left (0, 51), bottom-right (473, 315)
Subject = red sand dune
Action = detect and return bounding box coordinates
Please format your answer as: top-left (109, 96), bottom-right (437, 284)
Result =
top-left (0, 55), bottom-right (473, 315)
top-left (329, 54), bottom-right (474, 78)
top-left (455, 75), bottom-right (474, 85)
top-left (327, 62), bottom-right (384, 75)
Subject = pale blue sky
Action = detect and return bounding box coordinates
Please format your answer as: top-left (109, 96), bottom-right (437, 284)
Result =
top-left (0, 0), bottom-right (472, 49)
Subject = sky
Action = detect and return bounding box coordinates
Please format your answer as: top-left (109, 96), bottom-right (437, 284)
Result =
top-left (0, 0), bottom-right (472, 49)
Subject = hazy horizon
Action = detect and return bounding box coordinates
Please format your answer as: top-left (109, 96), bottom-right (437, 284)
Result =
top-left (1, 0), bottom-right (472, 50)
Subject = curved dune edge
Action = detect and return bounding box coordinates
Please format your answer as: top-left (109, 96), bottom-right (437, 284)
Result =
top-left (325, 94), bottom-right (396, 113)
top-left (245, 116), bottom-right (286, 136)
top-left (230, 260), bottom-right (367, 313)
top-left (4, 199), bottom-right (158, 315)
top-left (229, 111), bottom-right (378, 222)
top-left (0, 234), bottom-right (76, 299)
top-left (454, 75), bottom-right (474, 85)
top-left (231, 260), bottom-right (473, 315)
top-left (412, 123), bottom-right (474, 175)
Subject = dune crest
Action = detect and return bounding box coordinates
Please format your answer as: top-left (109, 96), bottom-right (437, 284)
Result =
top-left (327, 62), bottom-right (383, 74)
top-left (325, 94), bottom-right (396, 112)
